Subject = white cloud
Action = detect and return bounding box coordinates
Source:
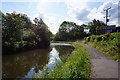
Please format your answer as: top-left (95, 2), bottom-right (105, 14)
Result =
top-left (34, 13), bottom-right (60, 34)
top-left (87, 8), bottom-right (104, 21)
top-left (33, 1), bottom-right (119, 34)
top-left (39, 0), bottom-right (65, 2)
top-left (65, 0), bottom-right (91, 24)
top-left (35, 1), bottom-right (66, 34)
top-left (65, 0), bottom-right (118, 26)
top-left (1, 0), bottom-right (118, 2)
top-left (37, 1), bottom-right (52, 14)
top-left (88, 1), bottom-right (118, 26)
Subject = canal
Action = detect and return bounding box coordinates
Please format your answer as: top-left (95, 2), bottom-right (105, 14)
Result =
top-left (2, 43), bottom-right (74, 78)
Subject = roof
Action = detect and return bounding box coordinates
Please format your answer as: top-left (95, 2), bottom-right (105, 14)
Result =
top-left (98, 25), bottom-right (116, 30)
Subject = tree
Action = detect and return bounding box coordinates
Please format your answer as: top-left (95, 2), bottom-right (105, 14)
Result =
top-left (2, 12), bottom-right (31, 51)
top-left (33, 18), bottom-right (52, 48)
top-left (88, 19), bottom-right (106, 35)
top-left (54, 21), bottom-right (85, 41)
top-left (2, 11), bottom-right (52, 54)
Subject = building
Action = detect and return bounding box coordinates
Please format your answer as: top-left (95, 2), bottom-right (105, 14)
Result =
top-left (97, 25), bottom-right (120, 35)
top-left (116, 27), bottom-right (120, 33)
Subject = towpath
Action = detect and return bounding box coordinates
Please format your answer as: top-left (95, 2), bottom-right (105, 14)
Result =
top-left (80, 43), bottom-right (119, 79)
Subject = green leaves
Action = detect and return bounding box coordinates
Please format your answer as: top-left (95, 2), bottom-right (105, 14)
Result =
top-left (54, 21), bottom-right (85, 41)
top-left (36, 43), bottom-right (90, 79)
top-left (84, 32), bottom-right (120, 62)
top-left (2, 12), bottom-right (52, 54)
top-left (88, 19), bottom-right (106, 35)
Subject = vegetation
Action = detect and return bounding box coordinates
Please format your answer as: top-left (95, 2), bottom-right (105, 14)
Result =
top-left (53, 19), bottom-right (106, 41)
top-left (54, 21), bottom-right (88, 41)
top-left (83, 32), bottom-right (120, 62)
top-left (35, 43), bottom-right (90, 79)
top-left (87, 19), bottom-right (106, 35)
top-left (2, 11), bottom-right (52, 54)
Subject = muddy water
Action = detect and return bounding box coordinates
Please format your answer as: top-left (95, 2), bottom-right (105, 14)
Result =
top-left (2, 43), bottom-right (74, 78)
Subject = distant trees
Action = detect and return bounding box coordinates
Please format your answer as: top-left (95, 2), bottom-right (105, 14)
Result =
top-left (1, 10), bottom-right (106, 54)
top-left (2, 11), bottom-right (52, 54)
top-left (54, 21), bottom-right (86, 41)
top-left (87, 19), bottom-right (106, 35)
top-left (53, 19), bottom-right (106, 41)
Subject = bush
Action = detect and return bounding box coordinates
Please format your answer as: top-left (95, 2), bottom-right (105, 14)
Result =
top-left (86, 37), bottom-right (90, 42)
top-left (95, 36), bottom-right (102, 42)
top-left (84, 32), bottom-right (120, 62)
top-left (90, 35), bottom-right (95, 41)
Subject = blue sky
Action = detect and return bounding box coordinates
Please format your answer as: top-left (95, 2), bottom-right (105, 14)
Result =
top-left (2, 2), bottom-right (37, 16)
top-left (1, 0), bottom-right (119, 34)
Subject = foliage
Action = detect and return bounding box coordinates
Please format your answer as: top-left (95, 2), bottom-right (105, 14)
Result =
top-left (35, 43), bottom-right (90, 79)
top-left (33, 18), bottom-right (52, 48)
top-left (87, 19), bottom-right (106, 35)
top-left (54, 19), bottom-right (105, 41)
top-left (54, 21), bottom-right (87, 41)
top-left (84, 33), bottom-right (120, 62)
top-left (2, 11), bottom-right (52, 54)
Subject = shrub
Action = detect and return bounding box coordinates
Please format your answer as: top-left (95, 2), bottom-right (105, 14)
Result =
top-left (95, 36), bottom-right (102, 42)
top-left (84, 32), bottom-right (120, 62)
top-left (86, 37), bottom-right (90, 42)
top-left (90, 35), bottom-right (95, 41)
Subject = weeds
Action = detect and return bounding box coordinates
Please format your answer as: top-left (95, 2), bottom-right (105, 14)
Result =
top-left (35, 43), bottom-right (90, 79)
top-left (84, 32), bottom-right (120, 62)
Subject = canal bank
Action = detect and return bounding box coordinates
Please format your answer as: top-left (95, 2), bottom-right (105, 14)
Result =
top-left (35, 42), bottom-right (90, 79)
top-left (3, 42), bottom-right (90, 79)
top-left (2, 43), bottom-right (74, 78)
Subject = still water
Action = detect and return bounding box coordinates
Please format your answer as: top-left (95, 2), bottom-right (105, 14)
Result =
top-left (2, 43), bottom-right (74, 78)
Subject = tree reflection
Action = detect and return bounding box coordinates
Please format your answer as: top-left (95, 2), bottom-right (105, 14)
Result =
top-left (2, 47), bottom-right (52, 78)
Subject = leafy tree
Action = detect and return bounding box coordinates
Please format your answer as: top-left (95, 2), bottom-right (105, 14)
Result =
top-left (2, 12), bottom-right (30, 52)
top-left (33, 18), bottom-right (52, 48)
top-left (2, 12), bottom-right (52, 54)
top-left (88, 19), bottom-right (106, 35)
top-left (54, 21), bottom-right (85, 41)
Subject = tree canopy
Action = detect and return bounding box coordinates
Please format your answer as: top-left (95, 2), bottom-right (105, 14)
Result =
top-left (88, 19), bottom-right (106, 35)
top-left (2, 11), bottom-right (52, 54)
top-left (54, 21), bottom-right (86, 41)
top-left (53, 19), bottom-right (106, 41)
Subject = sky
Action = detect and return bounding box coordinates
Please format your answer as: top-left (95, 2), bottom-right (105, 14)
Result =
top-left (1, 0), bottom-right (119, 34)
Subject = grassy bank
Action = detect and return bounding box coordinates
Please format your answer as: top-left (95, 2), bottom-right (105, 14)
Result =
top-left (36, 42), bottom-right (90, 79)
top-left (83, 32), bottom-right (120, 62)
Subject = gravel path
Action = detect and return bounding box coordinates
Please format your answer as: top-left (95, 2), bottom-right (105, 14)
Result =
top-left (80, 43), bottom-right (119, 79)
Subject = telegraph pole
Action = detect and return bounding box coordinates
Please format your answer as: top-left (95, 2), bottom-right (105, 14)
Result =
top-left (104, 7), bottom-right (111, 26)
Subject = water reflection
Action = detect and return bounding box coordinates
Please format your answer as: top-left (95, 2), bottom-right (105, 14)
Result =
top-left (2, 48), bottom-right (51, 78)
top-left (55, 46), bottom-right (75, 58)
top-left (25, 48), bottom-right (62, 78)
top-left (2, 44), bottom-right (74, 78)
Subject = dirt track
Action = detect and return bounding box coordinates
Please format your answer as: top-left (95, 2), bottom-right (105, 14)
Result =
top-left (80, 43), bottom-right (119, 79)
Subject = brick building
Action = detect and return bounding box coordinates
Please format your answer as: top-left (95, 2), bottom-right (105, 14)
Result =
top-left (97, 25), bottom-right (120, 35)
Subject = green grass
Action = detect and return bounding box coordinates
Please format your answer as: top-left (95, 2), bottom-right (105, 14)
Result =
top-left (35, 43), bottom-right (90, 79)
top-left (83, 32), bottom-right (120, 62)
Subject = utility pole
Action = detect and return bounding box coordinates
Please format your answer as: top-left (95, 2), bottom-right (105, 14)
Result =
top-left (104, 7), bottom-right (111, 26)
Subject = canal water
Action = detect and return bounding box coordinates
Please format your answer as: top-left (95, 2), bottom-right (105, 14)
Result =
top-left (2, 43), bottom-right (74, 78)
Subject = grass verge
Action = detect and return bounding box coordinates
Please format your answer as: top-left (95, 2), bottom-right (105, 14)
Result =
top-left (36, 42), bottom-right (90, 79)
top-left (82, 33), bottom-right (120, 62)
